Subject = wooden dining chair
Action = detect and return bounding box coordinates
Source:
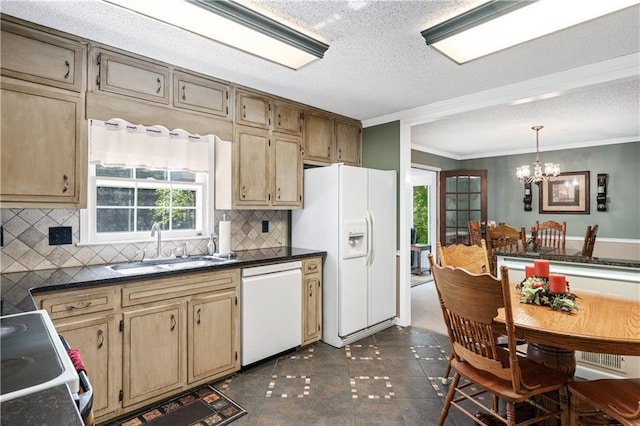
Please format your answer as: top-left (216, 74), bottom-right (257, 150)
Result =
top-left (435, 239), bottom-right (491, 383)
top-left (569, 378), bottom-right (640, 425)
top-left (427, 254), bottom-right (569, 426)
top-left (581, 224), bottom-right (598, 258)
top-left (534, 220), bottom-right (566, 249)
top-left (468, 220), bottom-right (482, 246)
top-left (436, 239), bottom-right (490, 274)
top-left (486, 223), bottom-right (527, 275)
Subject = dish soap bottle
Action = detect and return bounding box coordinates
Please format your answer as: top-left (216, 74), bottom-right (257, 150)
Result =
top-left (207, 233), bottom-right (216, 256)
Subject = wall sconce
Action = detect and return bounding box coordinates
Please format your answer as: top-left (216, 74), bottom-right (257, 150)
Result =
top-left (596, 173), bottom-right (607, 211)
top-left (523, 182), bottom-right (533, 211)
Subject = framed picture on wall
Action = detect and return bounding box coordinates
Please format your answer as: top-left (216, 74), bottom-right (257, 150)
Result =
top-left (539, 171), bottom-right (590, 214)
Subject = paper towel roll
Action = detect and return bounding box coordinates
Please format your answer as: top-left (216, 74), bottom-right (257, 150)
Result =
top-left (218, 220), bottom-right (231, 254)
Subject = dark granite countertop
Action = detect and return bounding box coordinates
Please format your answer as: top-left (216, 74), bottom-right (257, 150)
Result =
top-left (495, 247), bottom-right (640, 269)
top-left (0, 384), bottom-right (84, 426)
top-left (1, 247), bottom-right (326, 315)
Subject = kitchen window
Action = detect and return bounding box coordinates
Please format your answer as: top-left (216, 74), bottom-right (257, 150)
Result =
top-left (80, 119), bottom-right (215, 244)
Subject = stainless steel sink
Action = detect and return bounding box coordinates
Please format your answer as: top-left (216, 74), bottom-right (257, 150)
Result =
top-left (108, 256), bottom-right (236, 275)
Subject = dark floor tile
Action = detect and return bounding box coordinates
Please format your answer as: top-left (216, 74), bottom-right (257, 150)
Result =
top-left (383, 357), bottom-right (427, 377)
top-left (388, 376), bottom-right (440, 399)
top-left (348, 358), bottom-right (387, 377)
top-left (398, 398), bottom-right (456, 426)
top-left (272, 354), bottom-right (314, 376)
top-left (308, 375), bottom-right (353, 399)
top-left (352, 398), bottom-right (405, 425)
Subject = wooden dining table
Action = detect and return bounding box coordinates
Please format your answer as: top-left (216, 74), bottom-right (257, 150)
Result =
top-left (495, 286), bottom-right (640, 377)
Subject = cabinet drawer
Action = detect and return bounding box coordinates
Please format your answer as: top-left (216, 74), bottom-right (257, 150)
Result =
top-left (173, 71), bottom-right (229, 118)
top-left (96, 50), bottom-right (169, 104)
top-left (303, 258), bottom-right (322, 275)
top-left (122, 270), bottom-right (239, 307)
top-left (1, 21), bottom-right (85, 92)
top-left (38, 289), bottom-right (116, 320)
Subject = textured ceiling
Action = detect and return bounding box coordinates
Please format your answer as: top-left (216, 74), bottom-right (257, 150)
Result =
top-left (3, 0), bottom-right (638, 159)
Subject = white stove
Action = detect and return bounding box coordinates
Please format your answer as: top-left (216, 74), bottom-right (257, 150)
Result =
top-left (1, 310), bottom-right (79, 402)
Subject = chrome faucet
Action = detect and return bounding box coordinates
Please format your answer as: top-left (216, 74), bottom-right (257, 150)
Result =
top-left (150, 223), bottom-right (162, 258)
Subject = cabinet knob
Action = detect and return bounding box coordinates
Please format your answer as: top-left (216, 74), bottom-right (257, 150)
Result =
top-left (277, 187), bottom-right (281, 200)
top-left (196, 308), bottom-right (201, 325)
top-left (241, 185), bottom-right (246, 199)
top-left (62, 174), bottom-right (70, 193)
top-left (277, 113), bottom-right (282, 126)
top-left (64, 60), bottom-right (70, 79)
top-left (170, 314), bottom-right (176, 331)
top-left (338, 148), bottom-right (342, 159)
top-left (182, 84), bottom-right (186, 100)
top-left (242, 104), bottom-right (246, 119)
top-left (327, 146), bottom-right (331, 158)
top-left (97, 329), bottom-right (104, 349)
top-left (156, 77), bottom-right (162, 94)
top-left (66, 300), bottom-right (90, 310)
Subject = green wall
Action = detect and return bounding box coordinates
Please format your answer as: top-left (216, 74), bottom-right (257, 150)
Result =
top-left (363, 121), bottom-right (401, 247)
top-left (412, 142), bottom-right (639, 239)
top-left (461, 142), bottom-right (640, 239)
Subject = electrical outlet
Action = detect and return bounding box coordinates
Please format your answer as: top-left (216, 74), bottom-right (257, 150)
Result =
top-left (49, 226), bottom-right (72, 245)
top-left (262, 220), bottom-right (269, 233)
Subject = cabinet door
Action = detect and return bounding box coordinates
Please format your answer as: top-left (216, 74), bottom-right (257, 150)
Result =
top-left (96, 50), bottom-right (169, 104)
top-left (235, 89), bottom-right (270, 129)
top-left (1, 82), bottom-right (82, 204)
top-left (273, 100), bottom-right (302, 135)
top-left (234, 125), bottom-right (271, 207)
top-left (55, 316), bottom-right (121, 419)
top-left (188, 290), bottom-right (239, 384)
top-left (335, 118), bottom-right (361, 166)
top-left (302, 273), bottom-right (322, 345)
top-left (123, 303), bottom-right (185, 407)
top-left (303, 111), bottom-right (334, 163)
top-left (173, 71), bottom-right (229, 118)
top-left (1, 21), bottom-right (85, 92)
top-left (272, 133), bottom-right (302, 208)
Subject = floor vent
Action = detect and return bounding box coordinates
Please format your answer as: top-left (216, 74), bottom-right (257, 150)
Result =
top-left (576, 352), bottom-right (628, 373)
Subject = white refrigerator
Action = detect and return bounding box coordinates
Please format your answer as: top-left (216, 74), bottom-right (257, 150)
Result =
top-left (292, 164), bottom-right (397, 348)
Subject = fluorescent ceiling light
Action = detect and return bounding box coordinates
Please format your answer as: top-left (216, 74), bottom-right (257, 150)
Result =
top-left (421, 0), bottom-right (639, 64)
top-left (104, 0), bottom-right (329, 70)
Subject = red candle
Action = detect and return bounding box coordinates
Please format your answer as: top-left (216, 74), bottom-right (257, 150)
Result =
top-left (525, 265), bottom-right (535, 278)
top-left (534, 260), bottom-right (550, 277)
top-left (548, 274), bottom-right (566, 294)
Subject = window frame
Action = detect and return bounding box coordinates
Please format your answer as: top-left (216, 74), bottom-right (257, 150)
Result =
top-left (80, 164), bottom-right (210, 244)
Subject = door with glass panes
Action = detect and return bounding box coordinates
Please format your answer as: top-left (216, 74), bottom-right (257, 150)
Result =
top-left (439, 170), bottom-right (487, 245)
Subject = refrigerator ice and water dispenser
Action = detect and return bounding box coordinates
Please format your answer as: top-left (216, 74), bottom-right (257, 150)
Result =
top-left (343, 219), bottom-right (367, 259)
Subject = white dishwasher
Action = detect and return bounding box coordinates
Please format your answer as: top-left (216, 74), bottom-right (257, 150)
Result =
top-left (241, 261), bottom-right (302, 366)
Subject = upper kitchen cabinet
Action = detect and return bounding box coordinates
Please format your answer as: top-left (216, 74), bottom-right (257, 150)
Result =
top-left (1, 19), bottom-right (85, 92)
top-left (272, 132), bottom-right (303, 208)
top-left (0, 17), bottom-right (87, 208)
top-left (334, 117), bottom-right (361, 165)
top-left (303, 109), bottom-right (361, 166)
top-left (234, 89), bottom-right (270, 129)
top-left (92, 47), bottom-right (170, 104)
top-left (233, 125), bottom-right (271, 208)
top-left (273, 100), bottom-right (303, 136)
top-left (173, 71), bottom-right (229, 119)
top-left (303, 110), bottom-right (334, 163)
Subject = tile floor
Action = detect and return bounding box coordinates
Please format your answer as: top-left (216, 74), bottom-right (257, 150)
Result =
top-left (212, 325), bottom-right (472, 425)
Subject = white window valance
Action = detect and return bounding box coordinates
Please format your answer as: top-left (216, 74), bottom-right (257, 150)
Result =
top-left (89, 118), bottom-right (215, 173)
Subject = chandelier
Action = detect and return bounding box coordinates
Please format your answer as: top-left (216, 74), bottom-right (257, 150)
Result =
top-left (516, 125), bottom-right (560, 184)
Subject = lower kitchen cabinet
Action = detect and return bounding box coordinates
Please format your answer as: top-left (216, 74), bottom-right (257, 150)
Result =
top-left (54, 315), bottom-right (121, 419)
top-left (33, 268), bottom-right (240, 424)
top-left (188, 290), bottom-right (239, 384)
top-left (122, 302), bottom-right (185, 407)
top-left (302, 257), bottom-right (323, 345)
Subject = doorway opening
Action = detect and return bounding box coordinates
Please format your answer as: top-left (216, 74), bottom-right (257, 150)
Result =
top-left (410, 168), bottom-right (436, 286)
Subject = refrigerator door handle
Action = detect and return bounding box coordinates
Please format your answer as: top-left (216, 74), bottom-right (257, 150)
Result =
top-left (365, 209), bottom-right (375, 265)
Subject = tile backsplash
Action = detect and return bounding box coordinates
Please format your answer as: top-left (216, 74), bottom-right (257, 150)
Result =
top-left (0, 208), bottom-right (288, 273)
